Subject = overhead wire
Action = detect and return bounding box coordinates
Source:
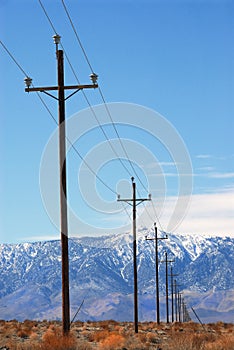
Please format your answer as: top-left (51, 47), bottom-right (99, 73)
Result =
top-left (60, 0), bottom-right (165, 231)
top-left (61, 0), bottom-right (145, 187)
top-left (61, 0), bottom-right (146, 188)
top-left (38, 0), bottom-right (165, 233)
top-left (37, 0), bottom-right (135, 221)
top-left (39, 0), bottom-right (133, 179)
top-left (0, 36), bottom-right (132, 224)
top-left (0, 40), bottom-right (28, 76)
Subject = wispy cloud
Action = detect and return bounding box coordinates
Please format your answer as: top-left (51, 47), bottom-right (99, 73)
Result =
top-left (20, 235), bottom-right (60, 243)
top-left (143, 161), bottom-right (177, 170)
top-left (208, 172), bottom-right (234, 179)
top-left (196, 154), bottom-right (212, 159)
top-left (137, 187), bottom-right (234, 237)
top-left (195, 154), bottom-right (234, 161)
top-left (158, 162), bottom-right (177, 167)
top-left (197, 166), bottom-right (215, 172)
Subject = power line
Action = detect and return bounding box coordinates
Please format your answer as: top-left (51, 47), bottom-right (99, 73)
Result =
top-left (0, 39), bottom-right (119, 197)
top-left (38, 0), bottom-right (133, 179)
top-left (60, 0), bottom-right (166, 231)
top-left (61, 0), bottom-right (93, 73)
top-left (38, 0), bottom-right (166, 233)
top-left (1, 35), bottom-right (135, 231)
top-left (38, 0), bottom-right (57, 34)
top-left (60, 5), bottom-right (157, 225)
top-left (0, 40), bottom-right (28, 77)
top-left (60, 1), bottom-right (147, 189)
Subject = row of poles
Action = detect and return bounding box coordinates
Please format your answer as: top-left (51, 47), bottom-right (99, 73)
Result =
top-left (119, 180), bottom-right (191, 333)
top-left (24, 36), bottom-right (190, 335)
top-left (146, 227), bottom-right (191, 325)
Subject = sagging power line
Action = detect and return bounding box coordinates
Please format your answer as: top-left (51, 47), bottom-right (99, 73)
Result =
top-left (58, 0), bottom-right (165, 230)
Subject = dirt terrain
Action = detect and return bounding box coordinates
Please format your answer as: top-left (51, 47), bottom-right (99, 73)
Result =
top-left (0, 319), bottom-right (233, 349)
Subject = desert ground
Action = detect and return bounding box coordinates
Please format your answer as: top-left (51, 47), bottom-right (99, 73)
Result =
top-left (0, 319), bottom-right (233, 350)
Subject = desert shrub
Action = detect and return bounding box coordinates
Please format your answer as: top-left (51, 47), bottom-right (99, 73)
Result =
top-left (98, 333), bottom-right (125, 350)
top-left (89, 329), bottom-right (110, 342)
top-left (17, 323), bottom-right (33, 339)
top-left (40, 328), bottom-right (77, 350)
top-left (203, 334), bottom-right (234, 350)
top-left (123, 334), bottom-right (149, 350)
top-left (146, 331), bottom-right (161, 344)
top-left (165, 332), bottom-right (217, 350)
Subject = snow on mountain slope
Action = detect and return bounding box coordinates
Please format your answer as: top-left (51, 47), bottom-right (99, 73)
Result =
top-left (0, 232), bottom-right (233, 322)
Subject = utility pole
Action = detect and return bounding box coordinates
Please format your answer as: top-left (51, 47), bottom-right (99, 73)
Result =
top-left (178, 292), bottom-right (183, 322)
top-left (118, 177), bottom-right (151, 333)
top-left (161, 252), bottom-right (174, 323)
top-left (169, 267), bottom-right (178, 323)
top-left (182, 299), bottom-right (187, 322)
top-left (145, 223), bottom-right (167, 324)
top-left (184, 303), bottom-right (191, 322)
top-left (174, 280), bottom-right (178, 321)
top-left (174, 280), bottom-right (181, 322)
top-left (24, 35), bottom-right (98, 335)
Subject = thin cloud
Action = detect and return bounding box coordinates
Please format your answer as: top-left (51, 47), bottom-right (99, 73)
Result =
top-left (137, 187), bottom-right (234, 237)
top-left (159, 162), bottom-right (177, 167)
top-left (208, 172), bottom-right (234, 179)
top-left (144, 161), bottom-right (178, 170)
top-left (20, 235), bottom-right (60, 243)
top-left (196, 154), bottom-right (213, 159)
top-left (197, 166), bottom-right (215, 171)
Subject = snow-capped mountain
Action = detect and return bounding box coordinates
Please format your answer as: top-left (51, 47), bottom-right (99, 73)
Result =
top-left (0, 230), bottom-right (233, 323)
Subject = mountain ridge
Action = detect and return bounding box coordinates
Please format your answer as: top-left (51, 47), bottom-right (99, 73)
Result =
top-left (0, 230), bottom-right (233, 323)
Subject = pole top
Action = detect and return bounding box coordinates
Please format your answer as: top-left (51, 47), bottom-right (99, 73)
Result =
top-left (90, 72), bottom-right (98, 84)
top-left (24, 76), bottom-right (32, 88)
top-left (53, 34), bottom-right (61, 45)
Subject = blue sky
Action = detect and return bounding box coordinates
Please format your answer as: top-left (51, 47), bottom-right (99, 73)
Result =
top-left (1, 0), bottom-right (233, 243)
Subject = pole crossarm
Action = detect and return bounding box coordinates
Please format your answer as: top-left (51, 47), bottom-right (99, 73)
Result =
top-left (25, 84), bottom-right (98, 101)
top-left (169, 272), bottom-right (179, 278)
top-left (146, 236), bottom-right (168, 242)
top-left (160, 259), bottom-right (175, 263)
top-left (25, 83), bottom-right (98, 92)
top-left (117, 197), bottom-right (150, 206)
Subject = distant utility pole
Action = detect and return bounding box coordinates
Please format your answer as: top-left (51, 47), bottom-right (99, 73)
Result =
top-left (182, 299), bottom-right (186, 322)
top-left (178, 291), bottom-right (183, 322)
top-left (169, 266), bottom-right (178, 322)
top-left (183, 302), bottom-right (191, 322)
top-left (161, 252), bottom-right (174, 323)
top-left (174, 280), bottom-right (181, 322)
top-left (174, 280), bottom-right (178, 321)
top-left (118, 177), bottom-right (151, 333)
top-left (145, 223), bottom-right (167, 324)
top-left (24, 35), bottom-right (98, 335)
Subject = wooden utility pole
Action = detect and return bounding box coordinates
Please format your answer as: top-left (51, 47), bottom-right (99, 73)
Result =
top-left (24, 35), bottom-right (98, 334)
top-left (146, 223), bottom-right (167, 324)
top-left (174, 280), bottom-right (181, 322)
top-left (169, 266), bottom-right (178, 322)
top-left (178, 292), bottom-right (183, 322)
top-left (174, 280), bottom-right (178, 321)
top-left (118, 177), bottom-right (151, 333)
top-left (161, 252), bottom-right (174, 323)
